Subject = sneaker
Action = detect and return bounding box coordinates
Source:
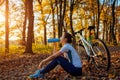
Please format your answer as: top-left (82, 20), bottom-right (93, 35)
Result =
top-left (29, 69), bottom-right (44, 79)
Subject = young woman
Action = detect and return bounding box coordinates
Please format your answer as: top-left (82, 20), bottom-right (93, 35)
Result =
top-left (29, 32), bottom-right (82, 79)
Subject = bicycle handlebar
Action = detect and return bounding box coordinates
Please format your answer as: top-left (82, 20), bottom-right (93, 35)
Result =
top-left (74, 28), bottom-right (85, 35)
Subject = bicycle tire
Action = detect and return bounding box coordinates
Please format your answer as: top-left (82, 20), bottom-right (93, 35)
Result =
top-left (92, 39), bottom-right (111, 71)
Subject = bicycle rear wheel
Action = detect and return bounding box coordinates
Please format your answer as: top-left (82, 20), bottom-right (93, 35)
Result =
top-left (92, 39), bottom-right (111, 71)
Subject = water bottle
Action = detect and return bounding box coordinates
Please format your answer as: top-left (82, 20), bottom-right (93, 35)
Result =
top-left (47, 38), bottom-right (60, 43)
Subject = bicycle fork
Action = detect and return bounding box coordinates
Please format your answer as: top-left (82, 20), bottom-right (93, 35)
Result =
top-left (80, 35), bottom-right (97, 57)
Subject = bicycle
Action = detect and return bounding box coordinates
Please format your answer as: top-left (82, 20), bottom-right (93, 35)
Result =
top-left (75, 26), bottom-right (111, 71)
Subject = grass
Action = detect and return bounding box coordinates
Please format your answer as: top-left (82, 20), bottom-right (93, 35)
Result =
top-left (0, 44), bottom-right (53, 56)
top-left (32, 43), bottom-right (53, 54)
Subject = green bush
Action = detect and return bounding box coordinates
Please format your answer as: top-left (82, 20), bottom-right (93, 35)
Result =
top-left (32, 44), bottom-right (53, 54)
top-left (0, 45), bottom-right (24, 56)
top-left (9, 45), bottom-right (25, 54)
top-left (0, 44), bottom-right (53, 56)
top-left (0, 48), bottom-right (4, 55)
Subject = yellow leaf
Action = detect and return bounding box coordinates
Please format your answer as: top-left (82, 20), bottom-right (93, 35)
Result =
top-left (80, 8), bottom-right (85, 15)
top-left (22, 0), bottom-right (25, 3)
top-left (0, 0), bottom-right (4, 5)
top-left (37, 5), bottom-right (41, 11)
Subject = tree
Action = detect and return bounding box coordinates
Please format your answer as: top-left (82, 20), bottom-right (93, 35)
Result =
top-left (24, 0), bottom-right (34, 53)
top-left (22, 0), bottom-right (27, 45)
top-left (69, 0), bottom-right (76, 46)
top-left (38, 0), bottom-right (48, 45)
top-left (111, 0), bottom-right (117, 45)
top-left (56, 0), bottom-right (66, 38)
top-left (50, 0), bottom-right (56, 38)
top-left (57, 0), bottom-right (63, 38)
top-left (96, 0), bottom-right (105, 39)
top-left (5, 0), bottom-right (9, 53)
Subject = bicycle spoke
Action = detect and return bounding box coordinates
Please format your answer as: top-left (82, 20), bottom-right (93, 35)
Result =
top-left (92, 39), bottom-right (111, 71)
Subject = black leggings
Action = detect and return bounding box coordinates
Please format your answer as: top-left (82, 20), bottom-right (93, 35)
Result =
top-left (41, 56), bottom-right (82, 76)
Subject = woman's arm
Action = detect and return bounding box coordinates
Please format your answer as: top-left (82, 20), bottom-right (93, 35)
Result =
top-left (44, 51), bottom-right (62, 62)
top-left (38, 51), bottom-right (62, 69)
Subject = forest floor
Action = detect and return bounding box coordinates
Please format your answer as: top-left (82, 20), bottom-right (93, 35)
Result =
top-left (0, 46), bottom-right (120, 80)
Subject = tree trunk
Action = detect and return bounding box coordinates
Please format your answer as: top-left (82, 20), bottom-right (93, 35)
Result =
top-left (56, 0), bottom-right (62, 38)
top-left (109, 22), bottom-right (112, 43)
top-left (57, 0), bottom-right (67, 38)
top-left (63, 0), bottom-right (67, 32)
top-left (103, 20), bottom-right (106, 41)
top-left (38, 0), bottom-right (47, 45)
top-left (59, 0), bottom-right (63, 38)
top-left (70, 0), bottom-right (76, 47)
top-left (56, 0), bottom-right (59, 38)
top-left (111, 0), bottom-right (117, 45)
top-left (118, 27), bottom-right (120, 44)
top-left (96, 0), bottom-right (105, 39)
top-left (70, 0), bottom-right (75, 37)
top-left (105, 22), bottom-right (108, 43)
top-left (25, 0), bottom-right (34, 53)
top-left (22, 0), bottom-right (27, 46)
top-left (5, 0), bottom-right (9, 53)
top-left (50, 0), bottom-right (56, 38)
top-left (44, 22), bottom-right (47, 45)
top-left (96, 0), bottom-right (100, 39)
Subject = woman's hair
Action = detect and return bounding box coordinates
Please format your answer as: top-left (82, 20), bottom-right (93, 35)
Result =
top-left (64, 32), bottom-right (73, 43)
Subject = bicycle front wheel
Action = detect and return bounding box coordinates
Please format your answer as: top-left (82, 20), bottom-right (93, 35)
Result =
top-left (92, 39), bottom-right (111, 71)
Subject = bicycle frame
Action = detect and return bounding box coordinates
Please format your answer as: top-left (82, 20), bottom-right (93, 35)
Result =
top-left (75, 27), bottom-right (111, 71)
top-left (78, 34), bottom-right (97, 57)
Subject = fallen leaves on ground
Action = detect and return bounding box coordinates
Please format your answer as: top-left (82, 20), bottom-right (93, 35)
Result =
top-left (0, 46), bottom-right (120, 80)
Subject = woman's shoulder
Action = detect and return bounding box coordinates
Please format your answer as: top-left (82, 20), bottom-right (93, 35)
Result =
top-left (64, 43), bottom-right (71, 47)
top-left (64, 43), bottom-right (75, 50)
top-left (61, 43), bottom-right (71, 49)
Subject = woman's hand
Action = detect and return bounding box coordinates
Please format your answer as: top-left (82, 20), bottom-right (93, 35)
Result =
top-left (38, 60), bottom-right (46, 69)
top-left (38, 51), bottom-right (62, 69)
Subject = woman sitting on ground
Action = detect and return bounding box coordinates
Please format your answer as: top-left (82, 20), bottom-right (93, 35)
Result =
top-left (29, 32), bottom-right (82, 79)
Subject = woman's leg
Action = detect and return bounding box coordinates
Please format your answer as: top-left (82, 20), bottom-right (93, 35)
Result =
top-left (41, 56), bottom-right (82, 76)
